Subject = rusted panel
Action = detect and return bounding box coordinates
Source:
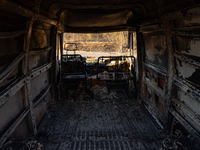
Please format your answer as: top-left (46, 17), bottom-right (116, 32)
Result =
top-left (142, 59), bottom-right (168, 126)
top-left (143, 34), bottom-right (168, 70)
top-left (141, 22), bottom-right (171, 127)
top-left (144, 77), bottom-right (165, 98)
top-left (142, 65), bottom-right (167, 123)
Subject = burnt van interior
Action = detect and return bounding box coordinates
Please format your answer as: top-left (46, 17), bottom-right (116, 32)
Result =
top-left (0, 0), bottom-right (200, 149)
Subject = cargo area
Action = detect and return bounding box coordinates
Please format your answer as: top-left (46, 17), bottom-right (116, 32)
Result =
top-left (1, 0), bottom-right (200, 149)
top-left (34, 87), bottom-right (164, 150)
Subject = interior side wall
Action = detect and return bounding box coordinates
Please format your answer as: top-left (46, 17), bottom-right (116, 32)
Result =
top-left (0, 9), bottom-right (57, 147)
top-left (138, 10), bottom-right (200, 139)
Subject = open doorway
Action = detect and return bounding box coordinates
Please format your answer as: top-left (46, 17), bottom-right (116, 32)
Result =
top-left (56, 31), bottom-right (138, 100)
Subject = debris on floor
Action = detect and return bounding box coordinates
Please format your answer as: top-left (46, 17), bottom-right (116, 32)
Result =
top-left (1, 140), bottom-right (44, 150)
top-left (90, 85), bottom-right (108, 99)
top-left (2, 85), bottom-right (200, 150)
top-left (159, 136), bottom-right (200, 150)
top-left (34, 85), bottom-right (165, 150)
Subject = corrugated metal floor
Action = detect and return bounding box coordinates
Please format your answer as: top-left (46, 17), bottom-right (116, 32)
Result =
top-left (37, 90), bottom-right (163, 150)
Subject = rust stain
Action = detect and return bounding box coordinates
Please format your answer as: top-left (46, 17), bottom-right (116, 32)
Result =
top-left (158, 77), bottom-right (165, 90)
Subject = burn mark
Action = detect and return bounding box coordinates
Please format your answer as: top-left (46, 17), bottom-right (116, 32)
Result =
top-left (186, 69), bottom-right (200, 89)
top-left (144, 35), bottom-right (168, 69)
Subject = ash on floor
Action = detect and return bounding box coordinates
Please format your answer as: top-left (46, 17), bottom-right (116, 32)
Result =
top-left (2, 85), bottom-right (199, 150)
top-left (1, 140), bottom-right (44, 150)
top-left (36, 85), bottom-right (164, 150)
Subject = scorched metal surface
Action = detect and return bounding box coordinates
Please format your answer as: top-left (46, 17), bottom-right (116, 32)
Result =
top-left (36, 86), bottom-right (163, 150)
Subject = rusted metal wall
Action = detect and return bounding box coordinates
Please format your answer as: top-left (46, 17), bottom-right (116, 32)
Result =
top-left (0, 2), bottom-right (57, 147)
top-left (171, 14), bottom-right (200, 140)
top-left (138, 7), bottom-right (200, 140)
top-left (139, 23), bottom-right (168, 128)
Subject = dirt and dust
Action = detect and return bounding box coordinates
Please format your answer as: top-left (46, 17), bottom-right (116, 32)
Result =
top-left (1, 140), bottom-right (44, 150)
top-left (159, 137), bottom-right (200, 150)
top-left (33, 85), bottom-right (165, 150)
top-left (2, 85), bottom-right (198, 150)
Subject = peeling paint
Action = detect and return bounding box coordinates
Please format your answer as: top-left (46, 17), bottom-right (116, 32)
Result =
top-left (176, 60), bottom-right (196, 78)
